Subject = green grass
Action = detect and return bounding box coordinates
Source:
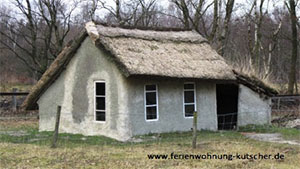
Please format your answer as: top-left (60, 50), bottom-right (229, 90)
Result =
top-left (0, 120), bottom-right (248, 147)
top-left (0, 126), bottom-right (245, 148)
top-left (0, 121), bottom-right (121, 147)
top-left (0, 120), bottom-right (299, 169)
top-left (0, 131), bottom-right (121, 147)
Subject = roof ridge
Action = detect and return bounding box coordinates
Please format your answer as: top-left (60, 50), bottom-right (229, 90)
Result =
top-left (85, 21), bottom-right (208, 43)
top-left (93, 21), bottom-right (193, 32)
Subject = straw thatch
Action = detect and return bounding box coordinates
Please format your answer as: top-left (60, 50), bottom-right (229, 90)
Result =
top-left (86, 22), bottom-right (236, 80)
top-left (233, 70), bottom-right (278, 97)
top-left (21, 31), bottom-right (88, 110)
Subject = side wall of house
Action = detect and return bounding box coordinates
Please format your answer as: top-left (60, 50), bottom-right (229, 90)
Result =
top-left (37, 37), bottom-right (131, 141)
top-left (126, 79), bottom-right (218, 136)
top-left (238, 84), bottom-right (271, 126)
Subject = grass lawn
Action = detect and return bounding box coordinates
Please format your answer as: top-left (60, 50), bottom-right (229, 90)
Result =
top-left (0, 120), bottom-right (299, 169)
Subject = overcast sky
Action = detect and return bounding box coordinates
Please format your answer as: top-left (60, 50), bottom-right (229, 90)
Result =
top-left (1, 0), bottom-right (297, 20)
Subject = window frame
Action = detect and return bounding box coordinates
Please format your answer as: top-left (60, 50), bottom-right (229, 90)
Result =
top-left (183, 82), bottom-right (197, 118)
top-left (144, 84), bottom-right (159, 122)
top-left (94, 81), bottom-right (106, 123)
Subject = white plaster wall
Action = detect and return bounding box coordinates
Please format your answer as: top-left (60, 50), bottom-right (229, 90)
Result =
top-left (197, 82), bottom-right (218, 130)
top-left (37, 37), bottom-right (131, 141)
top-left (37, 71), bottom-right (66, 131)
top-left (127, 79), bottom-right (217, 136)
top-left (238, 84), bottom-right (271, 126)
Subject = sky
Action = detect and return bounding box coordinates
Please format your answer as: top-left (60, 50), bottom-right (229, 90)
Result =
top-left (0, 0), bottom-right (297, 20)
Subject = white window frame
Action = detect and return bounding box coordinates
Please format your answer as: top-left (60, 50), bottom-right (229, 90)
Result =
top-left (94, 81), bottom-right (106, 123)
top-left (144, 84), bottom-right (159, 122)
top-left (183, 82), bottom-right (197, 118)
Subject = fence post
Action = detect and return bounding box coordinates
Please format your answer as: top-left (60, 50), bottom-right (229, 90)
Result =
top-left (192, 111), bottom-right (197, 149)
top-left (12, 88), bottom-right (17, 111)
top-left (51, 105), bottom-right (61, 148)
top-left (277, 98), bottom-right (280, 110)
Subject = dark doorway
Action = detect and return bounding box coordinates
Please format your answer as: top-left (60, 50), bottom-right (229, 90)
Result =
top-left (216, 84), bottom-right (239, 130)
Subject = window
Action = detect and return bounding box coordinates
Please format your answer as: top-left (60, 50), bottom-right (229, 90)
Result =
top-left (95, 81), bottom-right (105, 122)
top-left (183, 82), bottom-right (196, 117)
top-left (144, 84), bottom-right (158, 121)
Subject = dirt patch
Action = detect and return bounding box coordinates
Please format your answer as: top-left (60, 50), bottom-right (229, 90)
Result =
top-left (241, 132), bottom-right (300, 145)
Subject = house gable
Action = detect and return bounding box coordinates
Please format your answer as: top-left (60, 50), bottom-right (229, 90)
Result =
top-left (22, 31), bottom-right (88, 110)
top-left (37, 37), bottom-right (132, 140)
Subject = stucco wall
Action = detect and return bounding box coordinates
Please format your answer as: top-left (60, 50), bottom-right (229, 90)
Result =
top-left (38, 70), bottom-right (66, 131)
top-left (126, 79), bottom-right (218, 136)
top-left (238, 84), bottom-right (271, 126)
top-left (37, 37), bottom-right (271, 141)
top-left (37, 37), bottom-right (131, 141)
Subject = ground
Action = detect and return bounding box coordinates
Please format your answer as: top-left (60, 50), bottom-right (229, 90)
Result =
top-left (0, 119), bottom-right (299, 169)
top-left (242, 133), bottom-right (300, 145)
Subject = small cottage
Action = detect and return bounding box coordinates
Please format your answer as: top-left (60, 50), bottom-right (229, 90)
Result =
top-left (22, 22), bottom-right (277, 141)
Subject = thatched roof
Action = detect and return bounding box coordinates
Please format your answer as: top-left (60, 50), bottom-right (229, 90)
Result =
top-left (22, 22), bottom-right (237, 110)
top-left (86, 22), bottom-right (236, 80)
top-left (233, 70), bottom-right (278, 97)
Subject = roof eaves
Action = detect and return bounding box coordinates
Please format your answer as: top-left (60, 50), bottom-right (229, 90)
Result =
top-left (21, 30), bottom-right (88, 110)
top-left (233, 70), bottom-right (278, 97)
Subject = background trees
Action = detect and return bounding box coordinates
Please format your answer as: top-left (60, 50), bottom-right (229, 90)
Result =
top-left (0, 0), bottom-right (299, 94)
top-left (0, 0), bottom-right (80, 79)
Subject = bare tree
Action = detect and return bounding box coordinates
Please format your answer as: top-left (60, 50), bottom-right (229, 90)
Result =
top-left (253, 0), bottom-right (267, 71)
top-left (100, 0), bottom-right (138, 25)
top-left (100, 0), bottom-right (161, 27)
top-left (171, 0), bottom-right (215, 35)
top-left (116, 0), bottom-right (122, 23)
top-left (80, 0), bottom-right (100, 22)
top-left (172, 0), bottom-right (190, 29)
top-left (209, 0), bottom-right (219, 41)
top-left (219, 0), bottom-right (235, 56)
top-left (244, 0), bottom-right (269, 71)
top-left (134, 0), bottom-right (158, 26)
top-left (264, 19), bottom-right (282, 79)
top-left (286, 0), bottom-right (298, 94)
top-left (171, 0), bottom-right (235, 57)
top-left (0, 0), bottom-right (298, 93)
top-left (0, 0), bottom-right (78, 79)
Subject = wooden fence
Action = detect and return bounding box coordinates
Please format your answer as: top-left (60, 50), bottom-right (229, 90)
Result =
top-left (0, 88), bottom-right (29, 110)
top-left (271, 95), bottom-right (300, 113)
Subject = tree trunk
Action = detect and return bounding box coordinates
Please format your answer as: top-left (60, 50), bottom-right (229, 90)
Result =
top-left (287, 0), bottom-right (298, 94)
top-left (254, 0), bottom-right (259, 68)
top-left (219, 0), bottom-right (234, 56)
top-left (181, 0), bottom-right (190, 29)
top-left (209, 0), bottom-right (219, 42)
top-left (116, 0), bottom-right (122, 24)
